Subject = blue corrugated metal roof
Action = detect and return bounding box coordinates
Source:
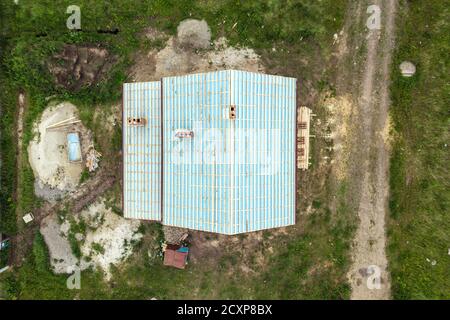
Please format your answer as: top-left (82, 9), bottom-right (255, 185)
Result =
top-left (123, 81), bottom-right (162, 220)
top-left (123, 70), bottom-right (296, 234)
top-left (67, 132), bottom-right (81, 162)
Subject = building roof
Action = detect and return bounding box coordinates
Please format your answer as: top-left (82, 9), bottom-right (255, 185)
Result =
top-left (123, 70), bottom-right (297, 234)
top-left (163, 245), bottom-right (188, 269)
top-left (123, 81), bottom-right (162, 220)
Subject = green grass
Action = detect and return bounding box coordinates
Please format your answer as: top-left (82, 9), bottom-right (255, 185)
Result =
top-left (0, 0), bottom-right (353, 299)
top-left (387, 0), bottom-right (450, 299)
top-left (0, 247), bottom-right (9, 269)
top-left (1, 187), bottom-right (354, 299)
top-left (109, 179), bottom-right (352, 300)
top-left (0, 0), bottom-right (153, 234)
top-left (2, 232), bottom-right (74, 299)
top-left (79, 169), bottom-right (90, 184)
top-left (0, 0), bottom-right (345, 233)
top-left (0, 80), bottom-right (18, 234)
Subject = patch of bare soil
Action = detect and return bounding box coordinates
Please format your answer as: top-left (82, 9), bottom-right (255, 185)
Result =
top-left (28, 102), bottom-right (93, 199)
top-left (40, 213), bottom-right (91, 274)
top-left (40, 198), bottom-right (142, 279)
top-left (188, 229), bottom-right (271, 274)
top-left (130, 20), bottom-right (263, 82)
top-left (128, 20), bottom-right (269, 272)
top-left (323, 94), bottom-right (355, 181)
top-left (10, 152), bottom-right (117, 267)
top-left (48, 44), bottom-right (117, 91)
top-left (15, 91), bottom-right (26, 229)
top-left (332, 0), bottom-right (397, 299)
top-left (77, 199), bottom-right (142, 280)
top-left (176, 19), bottom-right (211, 50)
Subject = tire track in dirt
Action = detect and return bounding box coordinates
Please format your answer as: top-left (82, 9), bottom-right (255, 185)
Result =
top-left (344, 0), bottom-right (397, 300)
top-left (15, 91), bottom-right (26, 231)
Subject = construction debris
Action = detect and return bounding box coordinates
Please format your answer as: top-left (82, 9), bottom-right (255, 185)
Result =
top-left (297, 106), bottom-right (314, 170)
top-left (46, 116), bottom-right (81, 131)
top-left (85, 147), bottom-right (102, 172)
top-left (127, 117), bottom-right (147, 126)
top-left (178, 233), bottom-right (189, 243)
top-left (23, 212), bottom-right (35, 224)
top-left (163, 226), bottom-right (189, 244)
top-left (0, 266), bottom-right (10, 274)
top-left (174, 129), bottom-right (194, 138)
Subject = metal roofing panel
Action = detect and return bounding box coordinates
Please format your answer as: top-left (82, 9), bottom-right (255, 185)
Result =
top-left (123, 81), bottom-right (162, 220)
top-left (162, 70), bottom-right (232, 233)
top-left (162, 70), bottom-right (296, 234)
top-left (230, 70), bottom-right (296, 234)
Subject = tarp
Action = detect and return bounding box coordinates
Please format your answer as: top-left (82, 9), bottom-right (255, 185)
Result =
top-left (67, 132), bottom-right (81, 162)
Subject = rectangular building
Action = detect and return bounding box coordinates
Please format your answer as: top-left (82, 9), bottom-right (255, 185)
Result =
top-left (123, 70), bottom-right (296, 234)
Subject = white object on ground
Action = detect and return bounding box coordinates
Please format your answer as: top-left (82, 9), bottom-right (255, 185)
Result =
top-left (23, 213), bottom-right (35, 224)
top-left (28, 102), bottom-right (85, 191)
top-left (400, 61), bottom-right (416, 77)
top-left (0, 266), bottom-right (10, 274)
top-left (177, 19), bottom-right (211, 49)
top-left (85, 147), bottom-right (102, 172)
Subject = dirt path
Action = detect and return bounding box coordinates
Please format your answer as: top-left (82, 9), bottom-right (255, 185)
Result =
top-left (10, 166), bottom-right (117, 266)
top-left (335, 0), bottom-right (397, 299)
top-left (15, 91), bottom-right (26, 231)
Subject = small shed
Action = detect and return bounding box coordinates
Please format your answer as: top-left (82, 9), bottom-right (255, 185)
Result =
top-left (163, 244), bottom-right (189, 269)
top-left (67, 132), bottom-right (82, 162)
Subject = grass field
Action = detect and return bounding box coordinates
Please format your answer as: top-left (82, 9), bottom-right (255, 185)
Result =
top-left (0, 0), bottom-right (355, 299)
top-left (387, 0), bottom-right (450, 299)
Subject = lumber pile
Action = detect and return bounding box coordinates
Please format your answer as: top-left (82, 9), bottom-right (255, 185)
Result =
top-left (85, 147), bottom-right (102, 172)
top-left (46, 116), bottom-right (81, 130)
top-left (297, 106), bottom-right (313, 170)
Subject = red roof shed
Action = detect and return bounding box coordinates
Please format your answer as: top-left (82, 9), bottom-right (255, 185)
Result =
top-left (163, 244), bottom-right (188, 269)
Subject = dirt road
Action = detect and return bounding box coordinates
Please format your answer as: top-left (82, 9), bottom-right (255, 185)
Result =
top-left (335, 0), bottom-right (398, 299)
top-left (15, 91), bottom-right (26, 231)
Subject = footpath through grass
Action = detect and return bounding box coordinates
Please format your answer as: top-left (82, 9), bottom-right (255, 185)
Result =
top-left (388, 0), bottom-right (450, 299)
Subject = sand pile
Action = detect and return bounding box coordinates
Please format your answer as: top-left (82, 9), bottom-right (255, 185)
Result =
top-left (28, 102), bottom-right (92, 200)
top-left (78, 200), bottom-right (142, 280)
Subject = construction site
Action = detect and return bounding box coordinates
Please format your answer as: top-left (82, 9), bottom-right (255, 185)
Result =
top-left (122, 70), bottom-right (307, 234)
top-left (1, 0), bottom-right (447, 303)
top-left (2, 7), bottom-right (377, 300)
top-left (0, 16), bottom-right (313, 279)
top-left (28, 102), bottom-right (102, 201)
